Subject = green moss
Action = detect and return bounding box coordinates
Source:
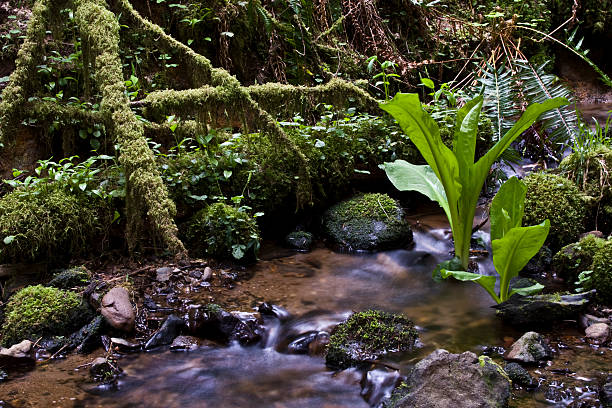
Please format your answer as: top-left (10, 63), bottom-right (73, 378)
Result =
top-left (326, 309), bottom-right (418, 369)
top-left (552, 235), bottom-right (606, 284)
top-left (1, 285), bottom-right (93, 347)
top-left (185, 202), bottom-right (261, 261)
top-left (588, 240), bottom-right (612, 305)
top-left (523, 172), bottom-right (586, 251)
top-left (333, 193), bottom-right (397, 221)
top-left (0, 186), bottom-right (101, 264)
top-left (48, 266), bottom-right (92, 289)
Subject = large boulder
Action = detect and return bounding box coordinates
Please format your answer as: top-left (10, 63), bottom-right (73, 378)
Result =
top-left (323, 193), bottom-right (413, 251)
top-left (390, 350), bottom-right (510, 408)
top-left (326, 309), bottom-right (418, 369)
top-left (100, 287), bottom-right (135, 332)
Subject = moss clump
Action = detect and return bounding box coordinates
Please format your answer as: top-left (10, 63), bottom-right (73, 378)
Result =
top-left (0, 186), bottom-right (101, 264)
top-left (552, 235), bottom-right (606, 284)
top-left (323, 193), bottom-right (412, 251)
top-left (326, 309), bottom-right (418, 369)
top-left (560, 146), bottom-right (612, 232)
top-left (185, 202), bottom-right (261, 261)
top-left (588, 240), bottom-right (612, 305)
top-left (1, 285), bottom-right (93, 347)
top-left (48, 266), bottom-right (92, 289)
top-left (523, 172), bottom-right (586, 251)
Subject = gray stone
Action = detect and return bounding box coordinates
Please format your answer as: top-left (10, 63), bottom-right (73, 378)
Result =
top-left (505, 332), bottom-right (552, 364)
top-left (144, 315), bottom-right (184, 349)
top-left (110, 337), bottom-right (141, 353)
top-left (585, 323), bottom-right (610, 344)
top-left (100, 287), bottom-right (135, 332)
top-left (170, 335), bottom-right (201, 351)
top-left (392, 350), bottom-right (510, 408)
top-left (0, 340), bottom-right (35, 370)
top-left (156, 267), bottom-right (173, 282)
top-left (202, 267), bottom-right (213, 281)
top-left (0, 340), bottom-right (32, 358)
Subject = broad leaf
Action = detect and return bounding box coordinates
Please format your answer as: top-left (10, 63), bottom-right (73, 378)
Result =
top-left (509, 282), bottom-right (545, 298)
top-left (492, 220), bottom-right (550, 302)
top-left (438, 269), bottom-right (499, 303)
top-left (490, 177), bottom-right (526, 241)
top-left (383, 161), bottom-right (451, 224)
top-left (453, 95), bottom-right (483, 173)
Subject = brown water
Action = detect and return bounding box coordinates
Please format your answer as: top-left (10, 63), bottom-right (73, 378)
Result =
top-left (1, 214), bottom-right (609, 407)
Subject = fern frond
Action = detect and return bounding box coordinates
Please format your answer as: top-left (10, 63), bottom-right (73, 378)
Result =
top-left (478, 63), bottom-right (520, 142)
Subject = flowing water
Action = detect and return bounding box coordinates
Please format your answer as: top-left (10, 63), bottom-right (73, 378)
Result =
top-left (1, 213), bottom-right (609, 407)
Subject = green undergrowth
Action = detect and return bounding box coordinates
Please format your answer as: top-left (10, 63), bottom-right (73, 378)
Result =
top-left (552, 234), bottom-right (606, 284)
top-left (587, 240), bottom-right (612, 305)
top-left (1, 285), bottom-right (93, 347)
top-left (0, 184), bottom-right (103, 264)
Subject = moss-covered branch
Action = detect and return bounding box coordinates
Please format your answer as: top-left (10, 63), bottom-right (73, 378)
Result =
top-left (0, 0), bottom-right (50, 147)
top-left (75, 0), bottom-right (186, 257)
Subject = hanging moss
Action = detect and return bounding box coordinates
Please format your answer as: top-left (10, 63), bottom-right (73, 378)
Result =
top-left (74, 0), bottom-right (185, 256)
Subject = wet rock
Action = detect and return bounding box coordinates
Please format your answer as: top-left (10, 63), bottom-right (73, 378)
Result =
top-left (189, 270), bottom-right (202, 279)
top-left (323, 193), bottom-right (413, 251)
top-left (156, 267), bottom-right (173, 282)
top-left (100, 287), bottom-right (135, 332)
top-left (309, 331), bottom-right (330, 356)
top-left (48, 266), bottom-right (91, 289)
top-left (585, 323), bottom-right (610, 345)
top-left (90, 357), bottom-right (121, 382)
top-left (38, 337), bottom-right (68, 354)
top-left (144, 315), bottom-right (185, 349)
top-left (258, 302), bottom-right (290, 320)
top-left (202, 267), bottom-right (213, 281)
top-left (390, 350), bottom-right (510, 408)
top-left (504, 362), bottom-right (535, 388)
top-left (0, 369), bottom-right (7, 382)
top-left (186, 304), bottom-right (263, 345)
top-left (505, 332), bottom-right (552, 364)
top-left (170, 335), bottom-right (201, 351)
top-left (285, 231), bottom-right (314, 251)
top-left (0, 340), bottom-right (35, 370)
top-left (287, 331), bottom-right (318, 354)
top-left (326, 309), bottom-right (418, 370)
top-left (109, 337), bottom-right (141, 353)
top-left (493, 291), bottom-right (593, 326)
top-left (579, 313), bottom-right (610, 329)
top-left (69, 315), bottom-right (105, 354)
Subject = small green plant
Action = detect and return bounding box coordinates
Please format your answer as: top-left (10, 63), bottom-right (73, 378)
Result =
top-left (436, 177), bottom-right (549, 304)
top-left (382, 93), bottom-right (566, 270)
top-left (366, 56), bottom-right (400, 102)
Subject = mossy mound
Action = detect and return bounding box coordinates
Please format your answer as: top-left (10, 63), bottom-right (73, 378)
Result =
top-left (185, 202), bottom-right (261, 261)
top-left (326, 309), bottom-right (418, 369)
top-left (523, 172), bottom-right (586, 251)
top-left (1, 285), bottom-right (93, 347)
top-left (0, 186), bottom-right (101, 264)
top-left (588, 240), bottom-right (612, 305)
top-left (560, 146), bottom-right (612, 232)
top-left (48, 266), bottom-right (92, 289)
top-left (323, 193), bottom-right (413, 251)
top-left (552, 235), bottom-right (606, 284)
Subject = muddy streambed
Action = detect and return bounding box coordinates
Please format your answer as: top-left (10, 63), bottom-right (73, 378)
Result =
top-left (1, 213), bottom-right (610, 407)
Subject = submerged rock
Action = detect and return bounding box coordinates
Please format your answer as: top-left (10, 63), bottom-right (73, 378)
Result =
top-left (323, 193), bottom-right (413, 251)
top-left (325, 309), bottom-right (418, 370)
top-left (100, 287), bottom-right (135, 332)
top-left (504, 362), bottom-right (535, 388)
top-left (505, 332), bottom-right (552, 364)
top-left (144, 315), bottom-right (185, 349)
top-left (585, 323), bottom-right (610, 345)
top-left (90, 357), bottom-right (121, 383)
top-left (170, 335), bottom-right (201, 351)
top-left (285, 231), bottom-right (314, 251)
top-left (493, 291), bottom-right (594, 326)
top-left (389, 350), bottom-right (510, 408)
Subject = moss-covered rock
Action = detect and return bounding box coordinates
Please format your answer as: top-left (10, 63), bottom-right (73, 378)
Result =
top-left (48, 266), bottom-right (92, 289)
top-left (552, 235), bottom-right (606, 284)
top-left (285, 231), bottom-right (314, 251)
top-left (326, 309), bottom-right (418, 369)
top-left (560, 146), bottom-right (612, 233)
top-left (588, 240), bottom-right (612, 305)
top-left (185, 202), bottom-right (261, 261)
top-left (1, 285), bottom-right (93, 347)
top-left (523, 172), bottom-right (586, 251)
top-left (323, 193), bottom-right (413, 251)
top-left (0, 186), bottom-right (101, 264)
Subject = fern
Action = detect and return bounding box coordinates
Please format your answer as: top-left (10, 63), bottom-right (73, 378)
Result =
top-left (516, 60), bottom-right (578, 156)
top-left (478, 63), bottom-right (520, 143)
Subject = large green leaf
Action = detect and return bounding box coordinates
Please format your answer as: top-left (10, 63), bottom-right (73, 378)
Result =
top-left (509, 282), bottom-right (545, 298)
top-left (438, 269), bottom-right (499, 303)
top-left (383, 161), bottom-right (451, 224)
top-left (490, 177), bottom-right (526, 241)
top-left (454, 95), bottom-right (483, 174)
top-left (492, 220), bottom-right (550, 302)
